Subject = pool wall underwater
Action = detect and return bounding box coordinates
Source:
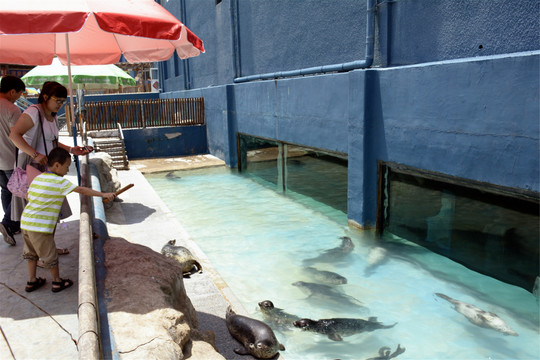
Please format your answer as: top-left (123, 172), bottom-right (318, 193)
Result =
top-left (161, 51), bottom-right (540, 228)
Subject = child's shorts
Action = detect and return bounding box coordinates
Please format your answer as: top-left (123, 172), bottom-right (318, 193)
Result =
top-left (21, 229), bottom-right (58, 268)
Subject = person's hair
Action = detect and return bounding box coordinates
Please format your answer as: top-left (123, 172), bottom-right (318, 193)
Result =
top-left (0, 75), bottom-right (26, 93)
top-left (47, 147), bottom-right (71, 167)
top-left (38, 81), bottom-right (67, 104)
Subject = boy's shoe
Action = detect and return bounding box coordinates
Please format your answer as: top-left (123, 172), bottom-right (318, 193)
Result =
top-left (0, 223), bottom-right (16, 246)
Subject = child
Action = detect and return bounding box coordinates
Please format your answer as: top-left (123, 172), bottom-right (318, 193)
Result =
top-left (21, 147), bottom-right (115, 293)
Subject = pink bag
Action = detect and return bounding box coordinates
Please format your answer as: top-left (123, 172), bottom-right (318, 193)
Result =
top-left (7, 167), bottom-right (29, 198)
top-left (7, 164), bottom-right (43, 199)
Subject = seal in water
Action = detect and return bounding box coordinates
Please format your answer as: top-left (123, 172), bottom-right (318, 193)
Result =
top-left (303, 236), bottom-right (355, 265)
top-left (435, 293), bottom-right (518, 336)
top-left (366, 344), bottom-right (406, 360)
top-left (303, 266), bottom-right (347, 285)
top-left (292, 281), bottom-right (364, 310)
top-left (258, 300), bottom-right (300, 330)
top-left (293, 317), bottom-right (397, 341)
top-left (161, 240), bottom-right (202, 277)
top-left (364, 246), bottom-right (388, 276)
top-left (226, 306), bottom-right (285, 359)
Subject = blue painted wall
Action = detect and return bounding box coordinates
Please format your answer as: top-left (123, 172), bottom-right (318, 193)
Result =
top-left (161, 0), bottom-right (539, 89)
top-left (152, 0), bottom-right (539, 227)
top-left (123, 125), bottom-right (207, 159)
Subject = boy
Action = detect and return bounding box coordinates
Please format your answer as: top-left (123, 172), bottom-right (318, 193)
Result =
top-left (21, 147), bottom-right (115, 293)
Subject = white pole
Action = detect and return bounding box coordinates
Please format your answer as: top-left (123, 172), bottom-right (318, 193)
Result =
top-left (65, 33), bottom-right (81, 184)
top-left (65, 33), bottom-right (76, 135)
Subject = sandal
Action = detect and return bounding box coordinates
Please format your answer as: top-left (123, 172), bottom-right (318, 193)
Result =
top-left (52, 278), bottom-right (73, 293)
top-left (57, 248), bottom-right (69, 255)
top-left (25, 277), bottom-right (46, 292)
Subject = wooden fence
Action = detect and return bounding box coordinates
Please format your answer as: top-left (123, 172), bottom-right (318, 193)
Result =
top-left (84, 97), bottom-right (205, 131)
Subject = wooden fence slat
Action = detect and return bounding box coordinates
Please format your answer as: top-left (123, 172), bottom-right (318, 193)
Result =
top-left (84, 98), bottom-right (204, 131)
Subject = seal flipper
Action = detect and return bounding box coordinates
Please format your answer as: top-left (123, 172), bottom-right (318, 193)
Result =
top-left (328, 333), bottom-right (343, 341)
top-left (279, 343), bottom-right (285, 351)
top-left (233, 346), bottom-right (251, 355)
top-left (194, 260), bottom-right (203, 273)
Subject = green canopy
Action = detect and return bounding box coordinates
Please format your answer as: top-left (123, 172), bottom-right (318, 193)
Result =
top-left (22, 57), bottom-right (136, 91)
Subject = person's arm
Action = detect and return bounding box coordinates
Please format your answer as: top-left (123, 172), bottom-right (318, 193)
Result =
top-left (57, 142), bottom-right (94, 156)
top-left (9, 113), bottom-right (47, 165)
top-left (73, 186), bottom-right (116, 201)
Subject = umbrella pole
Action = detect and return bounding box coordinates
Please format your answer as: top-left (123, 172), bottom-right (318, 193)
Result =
top-left (65, 34), bottom-right (81, 185)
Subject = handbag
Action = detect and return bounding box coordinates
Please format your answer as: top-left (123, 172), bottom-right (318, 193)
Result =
top-left (7, 108), bottom-right (48, 198)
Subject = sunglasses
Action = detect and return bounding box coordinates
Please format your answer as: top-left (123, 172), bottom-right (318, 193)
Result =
top-left (50, 96), bottom-right (67, 105)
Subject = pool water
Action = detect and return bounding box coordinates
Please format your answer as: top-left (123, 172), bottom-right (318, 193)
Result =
top-left (146, 166), bottom-right (539, 360)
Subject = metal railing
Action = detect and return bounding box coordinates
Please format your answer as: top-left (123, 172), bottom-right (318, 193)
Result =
top-left (85, 97), bottom-right (205, 131)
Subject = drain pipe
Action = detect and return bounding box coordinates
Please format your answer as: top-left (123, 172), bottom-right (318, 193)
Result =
top-left (230, 0), bottom-right (241, 78)
top-left (180, 0), bottom-right (191, 89)
top-left (234, 0), bottom-right (376, 83)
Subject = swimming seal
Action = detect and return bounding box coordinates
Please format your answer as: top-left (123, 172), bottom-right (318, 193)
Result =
top-left (303, 236), bottom-right (355, 265)
top-left (292, 281), bottom-right (364, 310)
top-left (160, 240), bottom-right (202, 277)
top-left (293, 317), bottom-right (397, 341)
top-left (258, 300), bottom-right (300, 330)
top-left (226, 306), bottom-right (285, 359)
top-left (303, 266), bottom-right (347, 285)
top-left (435, 293), bottom-right (518, 336)
top-left (366, 344), bottom-right (406, 360)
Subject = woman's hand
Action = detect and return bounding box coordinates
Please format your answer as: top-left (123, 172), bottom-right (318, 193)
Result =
top-left (34, 153), bottom-right (47, 165)
top-left (71, 145), bottom-right (94, 156)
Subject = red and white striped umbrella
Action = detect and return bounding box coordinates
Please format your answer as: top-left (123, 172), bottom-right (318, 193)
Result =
top-left (0, 0), bottom-right (205, 66)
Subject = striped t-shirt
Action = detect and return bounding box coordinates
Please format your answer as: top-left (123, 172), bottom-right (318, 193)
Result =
top-left (21, 172), bottom-right (77, 234)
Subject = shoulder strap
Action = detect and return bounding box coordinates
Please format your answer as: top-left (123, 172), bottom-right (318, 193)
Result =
top-left (37, 110), bottom-right (48, 155)
top-left (16, 105), bottom-right (46, 168)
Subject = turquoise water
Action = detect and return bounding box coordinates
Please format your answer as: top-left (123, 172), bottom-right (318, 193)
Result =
top-left (146, 166), bottom-right (539, 360)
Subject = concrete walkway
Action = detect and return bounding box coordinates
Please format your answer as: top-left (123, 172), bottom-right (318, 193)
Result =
top-left (0, 136), bottom-right (260, 359)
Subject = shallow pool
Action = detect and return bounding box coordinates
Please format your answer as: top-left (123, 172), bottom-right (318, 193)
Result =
top-left (146, 166), bottom-right (539, 360)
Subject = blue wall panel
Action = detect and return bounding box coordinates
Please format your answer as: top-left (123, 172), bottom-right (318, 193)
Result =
top-left (234, 74), bottom-right (350, 154)
top-left (123, 125), bottom-right (208, 159)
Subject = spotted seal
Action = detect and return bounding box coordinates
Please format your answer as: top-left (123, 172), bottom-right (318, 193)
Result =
top-left (258, 300), bottom-right (300, 330)
top-left (226, 306), bottom-right (285, 359)
top-left (293, 317), bottom-right (397, 341)
top-left (435, 293), bottom-right (518, 336)
top-left (160, 240), bottom-right (202, 277)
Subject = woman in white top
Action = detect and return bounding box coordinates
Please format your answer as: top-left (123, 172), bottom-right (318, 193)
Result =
top-left (9, 82), bottom-right (93, 252)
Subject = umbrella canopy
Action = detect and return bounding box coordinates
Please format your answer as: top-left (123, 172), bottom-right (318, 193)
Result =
top-left (22, 58), bottom-right (136, 90)
top-left (0, 0), bottom-right (205, 66)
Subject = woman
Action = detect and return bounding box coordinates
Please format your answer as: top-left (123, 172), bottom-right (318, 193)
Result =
top-left (9, 81), bottom-right (93, 255)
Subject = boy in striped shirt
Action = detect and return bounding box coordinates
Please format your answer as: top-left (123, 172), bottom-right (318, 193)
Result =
top-left (21, 147), bottom-right (115, 293)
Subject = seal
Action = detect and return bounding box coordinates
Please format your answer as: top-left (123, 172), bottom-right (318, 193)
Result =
top-left (303, 236), bottom-right (355, 265)
top-left (293, 317), bottom-right (397, 341)
top-left (292, 281), bottom-right (364, 310)
top-left (226, 306), bottom-right (285, 359)
top-left (364, 246), bottom-right (388, 276)
top-left (258, 300), bottom-right (300, 330)
top-left (303, 266), bottom-right (347, 285)
top-left (160, 240), bottom-right (202, 277)
top-left (435, 293), bottom-right (518, 336)
top-left (366, 344), bottom-right (406, 360)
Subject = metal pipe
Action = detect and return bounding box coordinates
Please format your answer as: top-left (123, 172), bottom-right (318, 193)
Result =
top-left (230, 0), bottom-right (241, 78)
top-left (180, 0), bottom-right (191, 90)
top-left (234, 0), bottom-right (376, 83)
top-left (77, 156), bottom-right (101, 360)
